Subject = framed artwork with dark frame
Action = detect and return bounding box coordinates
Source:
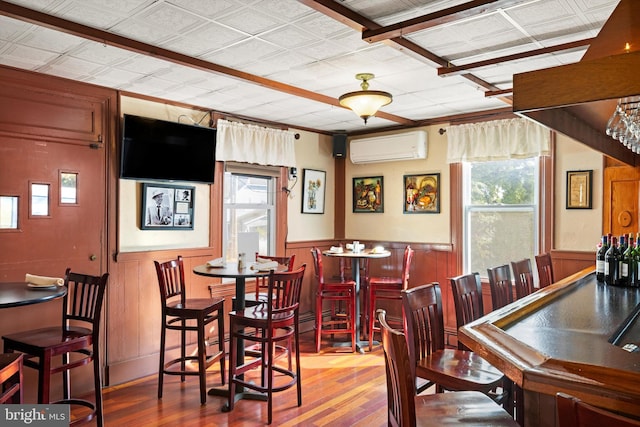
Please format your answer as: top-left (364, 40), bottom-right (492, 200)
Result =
top-left (141, 183), bottom-right (195, 230)
top-left (404, 173), bottom-right (440, 214)
top-left (301, 169), bottom-right (326, 214)
top-left (566, 170), bottom-right (592, 209)
top-left (353, 176), bottom-right (384, 213)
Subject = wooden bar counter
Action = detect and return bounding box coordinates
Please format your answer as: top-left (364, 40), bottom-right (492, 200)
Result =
top-left (458, 267), bottom-right (640, 426)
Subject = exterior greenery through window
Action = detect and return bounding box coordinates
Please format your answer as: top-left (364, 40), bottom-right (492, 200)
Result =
top-left (223, 172), bottom-right (275, 263)
top-left (463, 158), bottom-right (539, 277)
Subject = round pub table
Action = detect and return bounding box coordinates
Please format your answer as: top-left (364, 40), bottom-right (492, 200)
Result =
top-left (0, 282), bottom-right (67, 308)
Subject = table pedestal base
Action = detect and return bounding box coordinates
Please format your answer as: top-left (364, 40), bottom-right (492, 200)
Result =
top-left (208, 386), bottom-right (268, 411)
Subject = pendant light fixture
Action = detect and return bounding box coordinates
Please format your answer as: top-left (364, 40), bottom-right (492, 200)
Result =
top-left (339, 73), bottom-right (392, 124)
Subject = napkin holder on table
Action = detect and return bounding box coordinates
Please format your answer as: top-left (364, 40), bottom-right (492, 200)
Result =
top-left (25, 273), bottom-right (64, 287)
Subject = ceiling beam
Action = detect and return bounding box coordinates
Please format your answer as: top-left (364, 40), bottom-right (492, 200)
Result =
top-left (521, 109), bottom-right (637, 166)
top-left (438, 38), bottom-right (594, 77)
top-left (0, 0), bottom-right (416, 126)
top-left (362, 0), bottom-right (531, 43)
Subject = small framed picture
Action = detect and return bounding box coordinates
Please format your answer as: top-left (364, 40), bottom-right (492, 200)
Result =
top-left (353, 176), bottom-right (383, 213)
top-left (404, 173), bottom-right (440, 213)
top-left (301, 169), bottom-right (326, 214)
top-left (141, 183), bottom-right (195, 230)
top-left (566, 170), bottom-right (592, 209)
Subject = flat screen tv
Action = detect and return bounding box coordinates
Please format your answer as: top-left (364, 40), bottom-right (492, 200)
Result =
top-left (120, 114), bottom-right (216, 184)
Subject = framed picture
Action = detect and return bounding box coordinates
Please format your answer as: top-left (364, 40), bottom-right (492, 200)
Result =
top-left (566, 170), bottom-right (592, 209)
top-left (404, 173), bottom-right (440, 213)
top-left (141, 183), bottom-right (195, 230)
top-left (353, 176), bottom-right (384, 213)
top-left (301, 169), bottom-right (326, 214)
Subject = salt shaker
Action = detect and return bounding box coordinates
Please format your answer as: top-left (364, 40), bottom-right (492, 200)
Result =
top-left (238, 252), bottom-right (246, 269)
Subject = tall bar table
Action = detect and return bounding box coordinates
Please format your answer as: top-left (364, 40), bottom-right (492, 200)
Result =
top-left (193, 262), bottom-right (285, 408)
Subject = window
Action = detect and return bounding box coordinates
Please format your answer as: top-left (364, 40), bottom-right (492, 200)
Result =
top-left (463, 158), bottom-right (539, 277)
top-left (223, 171), bottom-right (276, 263)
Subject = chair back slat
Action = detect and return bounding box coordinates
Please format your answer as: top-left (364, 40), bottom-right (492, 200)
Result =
top-left (155, 256), bottom-right (187, 306)
top-left (63, 269), bottom-right (109, 330)
top-left (450, 273), bottom-right (484, 351)
top-left (487, 264), bottom-right (514, 310)
top-left (267, 265), bottom-right (306, 318)
top-left (511, 258), bottom-right (535, 299)
top-left (535, 253), bottom-right (554, 288)
top-left (402, 283), bottom-right (445, 368)
top-left (379, 309), bottom-right (416, 427)
top-left (401, 246), bottom-right (414, 289)
top-left (255, 253), bottom-right (295, 297)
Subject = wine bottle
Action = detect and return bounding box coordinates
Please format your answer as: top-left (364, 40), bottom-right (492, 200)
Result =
top-left (604, 236), bottom-right (619, 286)
top-left (620, 235), bottom-right (634, 287)
top-left (633, 237), bottom-right (640, 287)
top-left (596, 235), bottom-right (608, 282)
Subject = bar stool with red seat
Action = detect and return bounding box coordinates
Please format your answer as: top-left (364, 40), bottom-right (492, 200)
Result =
top-left (487, 264), bottom-right (514, 311)
top-left (511, 258), bottom-right (536, 299)
top-left (367, 245), bottom-right (413, 351)
top-left (311, 247), bottom-right (357, 353)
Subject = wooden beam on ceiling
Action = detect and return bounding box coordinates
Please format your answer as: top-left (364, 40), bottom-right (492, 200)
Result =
top-left (362, 0), bottom-right (532, 43)
top-left (301, 0), bottom-right (503, 95)
top-left (438, 38), bottom-right (594, 77)
top-left (0, 0), bottom-right (416, 127)
top-left (521, 108), bottom-right (638, 166)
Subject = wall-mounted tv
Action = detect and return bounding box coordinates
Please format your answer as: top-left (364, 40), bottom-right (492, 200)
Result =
top-left (120, 114), bottom-right (216, 184)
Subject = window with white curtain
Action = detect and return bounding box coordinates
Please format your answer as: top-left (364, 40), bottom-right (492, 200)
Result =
top-left (222, 164), bottom-right (277, 263)
top-left (448, 118), bottom-right (550, 278)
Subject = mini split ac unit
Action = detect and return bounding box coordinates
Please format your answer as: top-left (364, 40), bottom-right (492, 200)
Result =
top-left (349, 130), bottom-right (427, 164)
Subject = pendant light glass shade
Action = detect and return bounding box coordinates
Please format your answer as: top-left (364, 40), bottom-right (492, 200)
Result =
top-left (339, 73), bottom-right (392, 124)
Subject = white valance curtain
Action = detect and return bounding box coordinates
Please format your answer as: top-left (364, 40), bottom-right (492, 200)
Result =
top-left (215, 119), bottom-right (296, 167)
top-left (446, 118), bottom-right (550, 163)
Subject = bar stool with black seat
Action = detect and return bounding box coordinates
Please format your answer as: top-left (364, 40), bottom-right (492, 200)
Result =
top-left (155, 256), bottom-right (225, 405)
top-left (243, 253), bottom-right (295, 308)
top-left (535, 252), bottom-right (555, 289)
top-left (487, 264), bottom-right (514, 311)
top-left (511, 258), bottom-right (536, 299)
top-left (450, 273), bottom-right (512, 414)
top-left (2, 269), bottom-right (108, 426)
top-left (367, 245), bottom-right (414, 351)
top-left (556, 392), bottom-right (640, 427)
top-left (402, 282), bottom-right (509, 405)
top-left (0, 353), bottom-right (23, 404)
top-left (311, 247), bottom-right (357, 353)
top-left (227, 264), bottom-right (306, 424)
top-left (378, 308), bottom-right (518, 427)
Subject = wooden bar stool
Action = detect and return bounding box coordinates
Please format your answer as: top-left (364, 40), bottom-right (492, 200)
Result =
top-left (227, 265), bottom-right (306, 424)
top-left (378, 309), bottom-right (518, 427)
top-left (155, 256), bottom-right (226, 405)
top-left (2, 269), bottom-right (108, 426)
top-left (0, 353), bottom-right (23, 404)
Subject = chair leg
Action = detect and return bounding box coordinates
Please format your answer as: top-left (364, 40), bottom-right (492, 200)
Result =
top-left (267, 332), bottom-right (274, 425)
top-left (158, 323), bottom-right (166, 399)
top-left (217, 309), bottom-right (226, 386)
top-left (180, 319), bottom-right (186, 382)
top-left (350, 292), bottom-right (356, 353)
top-left (39, 352), bottom-right (51, 403)
top-left (197, 317), bottom-right (207, 405)
top-left (93, 344), bottom-right (104, 427)
top-left (315, 294), bottom-right (322, 353)
top-left (295, 321), bottom-right (302, 407)
top-left (368, 288), bottom-right (376, 351)
top-left (227, 321), bottom-right (237, 412)
top-left (62, 352), bottom-right (70, 400)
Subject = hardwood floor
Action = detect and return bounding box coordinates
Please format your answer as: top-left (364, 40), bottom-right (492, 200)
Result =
top-left (98, 331), bottom-right (389, 426)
